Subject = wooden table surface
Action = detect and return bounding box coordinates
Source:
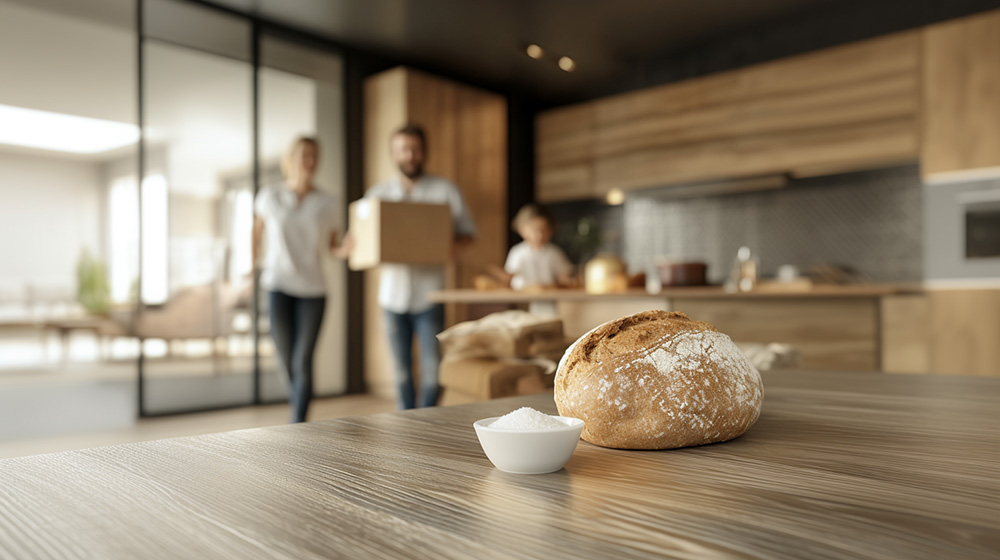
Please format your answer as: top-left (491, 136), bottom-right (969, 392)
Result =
top-left (2, 371), bottom-right (998, 560)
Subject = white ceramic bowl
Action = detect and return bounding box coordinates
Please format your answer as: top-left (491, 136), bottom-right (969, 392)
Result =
top-left (473, 416), bottom-right (585, 474)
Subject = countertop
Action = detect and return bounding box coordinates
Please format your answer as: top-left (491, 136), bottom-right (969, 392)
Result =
top-left (2, 370), bottom-right (998, 559)
top-left (428, 284), bottom-right (922, 303)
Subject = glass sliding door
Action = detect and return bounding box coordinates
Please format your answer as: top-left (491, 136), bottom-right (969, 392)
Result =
top-left (0, 0), bottom-right (140, 438)
top-left (139, 0), bottom-right (255, 414)
top-left (0, 0), bottom-right (349, 427)
top-left (257, 34), bottom-right (348, 402)
top-left (136, 1), bottom-right (348, 416)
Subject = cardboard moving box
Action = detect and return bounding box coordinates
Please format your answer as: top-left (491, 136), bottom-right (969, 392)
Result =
top-left (348, 199), bottom-right (453, 271)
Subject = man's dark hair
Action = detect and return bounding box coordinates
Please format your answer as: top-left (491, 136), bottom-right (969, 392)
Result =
top-left (393, 123), bottom-right (427, 149)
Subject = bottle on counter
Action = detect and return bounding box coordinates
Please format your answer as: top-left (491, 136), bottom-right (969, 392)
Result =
top-left (645, 259), bottom-right (662, 294)
top-left (725, 246), bottom-right (759, 293)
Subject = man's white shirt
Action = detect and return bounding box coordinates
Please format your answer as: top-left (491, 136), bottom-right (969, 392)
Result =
top-left (364, 175), bottom-right (477, 314)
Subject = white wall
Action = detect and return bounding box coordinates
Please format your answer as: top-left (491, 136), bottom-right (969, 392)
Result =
top-left (0, 0), bottom-right (131, 296)
top-left (0, 150), bottom-right (103, 290)
top-left (0, 1), bottom-right (135, 124)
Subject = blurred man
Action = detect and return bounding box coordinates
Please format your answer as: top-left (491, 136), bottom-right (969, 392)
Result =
top-left (364, 124), bottom-right (476, 409)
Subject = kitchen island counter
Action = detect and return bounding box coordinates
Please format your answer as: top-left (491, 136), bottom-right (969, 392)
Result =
top-left (431, 286), bottom-right (927, 372)
top-left (428, 284), bottom-right (921, 303)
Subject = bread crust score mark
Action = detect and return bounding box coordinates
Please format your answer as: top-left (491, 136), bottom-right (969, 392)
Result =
top-left (555, 310), bottom-right (763, 450)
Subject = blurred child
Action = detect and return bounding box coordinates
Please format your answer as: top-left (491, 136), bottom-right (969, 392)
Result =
top-left (490, 204), bottom-right (573, 316)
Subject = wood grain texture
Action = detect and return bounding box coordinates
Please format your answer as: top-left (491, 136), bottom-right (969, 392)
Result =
top-left (428, 285), bottom-right (920, 303)
top-left (592, 118), bottom-right (916, 193)
top-left (927, 289), bottom-right (1000, 376)
top-left (671, 297), bottom-right (880, 371)
top-left (881, 295), bottom-right (931, 374)
top-left (536, 104), bottom-right (597, 202)
top-left (536, 31), bottom-right (920, 202)
top-left (922, 8), bottom-right (1000, 179)
top-left (363, 67), bottom-right (408, 399)
top-left (2, 371), bottom-right (999, 559)
top-left (556, 298), bottom-right (668, 339)
top-left (362, 67), bottom-right (508, 399)
top-left (0, 394), bottom-right (395, 460)
top-left (403, 68), bottom-right (507, 329)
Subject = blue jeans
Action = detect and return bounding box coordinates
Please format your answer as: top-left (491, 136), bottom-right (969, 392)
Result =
top-left (384, 305), bottom-right (444, 410)
top-left (268, 291), bottom-right (326, 423)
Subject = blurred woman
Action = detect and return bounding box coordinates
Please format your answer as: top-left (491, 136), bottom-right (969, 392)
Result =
top-left (252, 137), bottom-right (351, 423)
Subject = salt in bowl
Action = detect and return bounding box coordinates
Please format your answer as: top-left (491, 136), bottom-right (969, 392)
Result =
top-left (473, 414), bottom-right (585, 474)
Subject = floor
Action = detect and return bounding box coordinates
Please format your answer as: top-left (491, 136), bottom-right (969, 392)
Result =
top-left (0, 326), bottom-right (271, 384)
top-left (0, 326), bottom-right (307, 440)
top-left (0, 393), bottom-right (396, 460)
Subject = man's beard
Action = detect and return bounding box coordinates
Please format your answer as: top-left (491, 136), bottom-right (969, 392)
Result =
top-left (399, 163), bottom-right (423, 179)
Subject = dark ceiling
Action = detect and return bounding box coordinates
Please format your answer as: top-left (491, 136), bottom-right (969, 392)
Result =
top-left (206, 0), bottom-right (840, 103)
top-left (13, 0), bottom-right (1000, 105)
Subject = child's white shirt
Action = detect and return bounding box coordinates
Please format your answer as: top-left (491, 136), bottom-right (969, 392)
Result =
top-left (504, 241), bottom-right (572, 290)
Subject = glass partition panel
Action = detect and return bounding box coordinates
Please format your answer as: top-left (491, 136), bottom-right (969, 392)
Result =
top-left (257, 34), bottom-right (347, 402)
top-left (0, 0), bottom-right (139, 439)
top-left (140, 0), bottom-right (254, 414)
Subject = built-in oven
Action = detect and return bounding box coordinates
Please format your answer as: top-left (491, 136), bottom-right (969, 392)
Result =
top-left (925, 179), bottom-right (1000, 282)
top-left (963, 189), bottom-right (1000, 259)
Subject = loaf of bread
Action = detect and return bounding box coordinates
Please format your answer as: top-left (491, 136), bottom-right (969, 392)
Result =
top-left (554, 310), bottom-right (762, 450)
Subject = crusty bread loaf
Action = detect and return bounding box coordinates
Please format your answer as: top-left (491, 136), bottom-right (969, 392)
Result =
top-left (554, 310), bottom-right (763, 450)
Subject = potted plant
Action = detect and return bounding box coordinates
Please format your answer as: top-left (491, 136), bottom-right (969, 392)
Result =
top-left (76, 250), bottom-right (111, 316)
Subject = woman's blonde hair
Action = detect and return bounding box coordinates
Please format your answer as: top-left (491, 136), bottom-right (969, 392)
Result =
top-left (511, 203), bottom-right (553, 231)
top-left (281, 136), bottom-right (319, 178)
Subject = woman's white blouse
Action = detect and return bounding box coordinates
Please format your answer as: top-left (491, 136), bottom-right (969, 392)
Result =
top-left (254, 185), bottom-right (338, 297)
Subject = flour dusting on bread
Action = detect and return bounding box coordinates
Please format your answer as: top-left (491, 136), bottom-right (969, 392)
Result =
top-left (555, 310), bottom-right (763, 450)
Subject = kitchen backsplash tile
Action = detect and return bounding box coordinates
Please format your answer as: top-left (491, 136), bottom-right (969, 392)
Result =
top-left (549, 165), bottom-right (924, 283)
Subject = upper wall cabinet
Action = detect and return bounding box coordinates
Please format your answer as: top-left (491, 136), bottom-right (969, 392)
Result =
top-left (922, 10), bottom-right (1000, 183)
top-left (536, 32), bottom-right (921, 203)
top-left (536, 103), bottom-right (598, 202)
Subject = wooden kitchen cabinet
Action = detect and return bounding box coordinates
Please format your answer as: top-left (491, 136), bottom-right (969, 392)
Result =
top-left (922, 9), bottom-right (1000, 182)
top-left (537, 7), bottom-right (1000, 199)
top-left (536, 31), bottom-right (921, 202)
top-left (535, 103), bottom-right (597, 202)
top-left (429, 286), bottom-right (1000, 376)
top-left (881, 290), bottom-right (1000, 376)
top-left (670, 297), bottom-right (881, 371)
top-left (880, 295), bottom-right (931, 374)
top-left (363, 67), bottom-right (507, 399)
top-left (926, 289), bottom-right (1000, 376)
top-left (673, 291), bottom-right (1000, 376)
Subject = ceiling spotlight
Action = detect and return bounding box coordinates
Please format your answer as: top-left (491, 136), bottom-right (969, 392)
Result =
top-left (526, 44), bottom-right (544, 59)
top-left (558, 56), bottom-right (576, 72)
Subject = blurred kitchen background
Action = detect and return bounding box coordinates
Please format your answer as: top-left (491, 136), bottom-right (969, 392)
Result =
top-left (2, 0), bottom-right (999, 456)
